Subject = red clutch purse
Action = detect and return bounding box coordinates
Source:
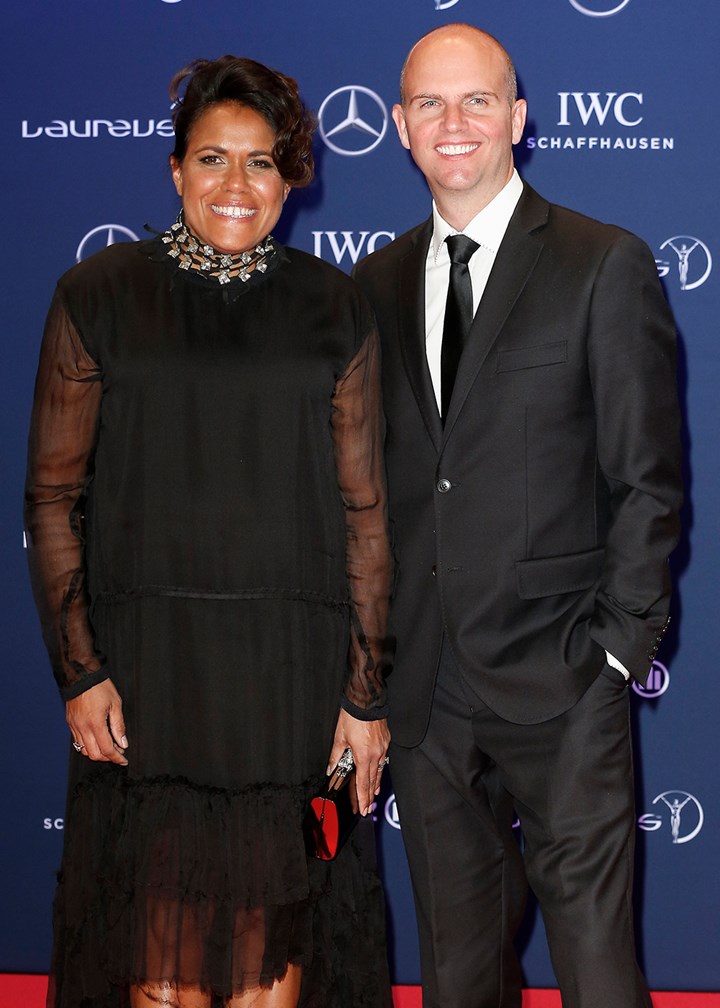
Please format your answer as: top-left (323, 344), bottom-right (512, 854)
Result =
top-left (303, 748), bottom-right (360, 860)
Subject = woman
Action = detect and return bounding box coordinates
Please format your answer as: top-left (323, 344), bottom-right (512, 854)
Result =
top-left (25, 56), bottom-right (393, 1008)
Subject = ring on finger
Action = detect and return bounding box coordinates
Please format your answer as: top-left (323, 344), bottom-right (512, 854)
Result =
top-left (72, 741), bottom-right (83, 753)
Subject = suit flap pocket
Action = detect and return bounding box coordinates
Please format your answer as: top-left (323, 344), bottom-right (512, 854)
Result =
top-left (496, 341), bottom-right (568, 373)
top-left (516, 547), bottom-right (605, 599)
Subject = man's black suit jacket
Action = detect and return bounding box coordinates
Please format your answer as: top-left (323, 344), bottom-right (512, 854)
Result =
top-left (353, 183), bottom-right (683, 747)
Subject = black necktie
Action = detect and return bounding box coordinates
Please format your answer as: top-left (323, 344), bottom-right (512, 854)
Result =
top-left (441, 234), bottom-right (479, 423)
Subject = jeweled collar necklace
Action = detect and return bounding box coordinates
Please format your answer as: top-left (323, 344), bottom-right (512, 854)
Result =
top-left (158, 211), bottom-right (278, 285)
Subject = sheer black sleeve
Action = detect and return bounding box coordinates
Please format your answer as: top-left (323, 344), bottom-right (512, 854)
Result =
top-left (330, 325), bottom-right (393, 721)
top-left (24, 288), bottom-right (108, 699)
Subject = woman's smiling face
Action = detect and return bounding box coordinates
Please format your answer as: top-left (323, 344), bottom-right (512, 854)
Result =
top-left (170, 101), bottom-right (290, 254)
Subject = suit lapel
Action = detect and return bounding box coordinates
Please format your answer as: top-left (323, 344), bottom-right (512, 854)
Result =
top-left (396, 219), bottom-right (444, 450)
top-left (443, 185), bottom-right (550, 438)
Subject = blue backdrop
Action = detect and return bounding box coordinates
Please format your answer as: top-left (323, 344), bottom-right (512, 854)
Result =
top-left (2, 0), bottom-right (718, 992)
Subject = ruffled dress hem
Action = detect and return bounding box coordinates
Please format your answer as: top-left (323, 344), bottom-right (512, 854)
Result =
top-left (49, 766), bottom-right (391, 1008)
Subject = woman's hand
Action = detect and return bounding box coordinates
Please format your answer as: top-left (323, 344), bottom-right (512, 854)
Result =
top-left (328, 708), bottom-right (390, 816)
top-left (66, 679), bottom-right (128, 765)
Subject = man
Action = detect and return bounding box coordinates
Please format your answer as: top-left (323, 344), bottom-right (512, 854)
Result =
top-left (353, 23), bottom-right (682, 1008)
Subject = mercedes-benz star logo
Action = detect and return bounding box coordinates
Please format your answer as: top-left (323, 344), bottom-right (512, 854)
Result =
top-left (76, 224), bottom-right (140, 263)
top-left (568, 0), bottom-right (632, 15)
top-left (318, 86), bottom-right (388, 157)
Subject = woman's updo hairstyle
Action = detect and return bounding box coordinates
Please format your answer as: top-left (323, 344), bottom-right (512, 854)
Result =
top-left (170, 55), bottom-right (315, 188)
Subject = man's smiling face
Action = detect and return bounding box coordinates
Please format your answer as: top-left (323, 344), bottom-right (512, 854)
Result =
top-left (393, 26), bottom-right (526, 224)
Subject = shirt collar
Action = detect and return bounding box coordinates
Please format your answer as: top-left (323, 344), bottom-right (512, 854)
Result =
top-left (430, 169), bottom-right (524, 263)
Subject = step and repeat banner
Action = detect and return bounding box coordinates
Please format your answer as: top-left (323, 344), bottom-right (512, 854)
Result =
top-left (2, 0), bottom-right (718, 992)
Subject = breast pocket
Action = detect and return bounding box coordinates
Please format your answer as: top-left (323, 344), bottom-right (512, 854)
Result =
top-left (495, 341), bottom-right (568, 373)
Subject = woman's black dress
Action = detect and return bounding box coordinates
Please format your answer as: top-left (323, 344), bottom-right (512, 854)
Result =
top-left (25, 234), bottom-right (393, 1008)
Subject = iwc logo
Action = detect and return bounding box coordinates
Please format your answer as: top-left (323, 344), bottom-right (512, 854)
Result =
top-left (384, 793), bottom-right (401, 830)
top-left (632, 660), bottom-right (670, 699)
top-left (76, 224), bottom-right (140, 263)
top-left (318, 86), bottom-right (387, 157)
top-left (568, 0), bottom-right (633, 15)
top-left (312, 230), bottom-right (395, 265)
top-left (656, 236), bottom-right (712, 291)
top-left (557, 92), bottom-right (643, 128)
top-left (434, 0), bottom-right (462, 8)
top-left (526, 89), bottom-right (674, 154)
top-left (638, 791), bottom-right (704, 844)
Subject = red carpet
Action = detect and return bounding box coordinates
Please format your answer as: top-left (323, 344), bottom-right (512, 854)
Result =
top-left (2, 976), bottom-right (719, 1007)
top-left (393, 993), bottom-right (720, 1008)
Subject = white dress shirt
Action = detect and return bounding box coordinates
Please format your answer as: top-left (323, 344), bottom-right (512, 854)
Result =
top-left (424, 169), bottom-right (523, 412)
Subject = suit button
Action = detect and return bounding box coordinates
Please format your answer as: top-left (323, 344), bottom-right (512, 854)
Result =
top-left (437, 478), bottom-right (452, 493)
top-left (432, 565), bottom-right (437, 577)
